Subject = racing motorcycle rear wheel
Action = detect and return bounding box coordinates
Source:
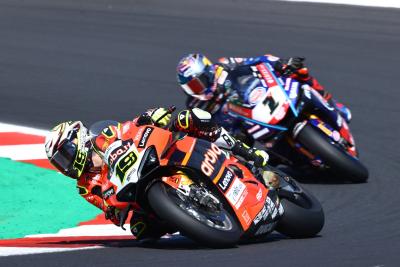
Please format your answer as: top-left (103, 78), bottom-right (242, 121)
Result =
top-left (147, 181), bottom-right (243, 248)
top-left (296, 124), bottom-right (369, 183)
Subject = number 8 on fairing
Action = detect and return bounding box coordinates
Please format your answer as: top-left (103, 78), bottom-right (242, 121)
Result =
top-left (116, 151), bottom-right (138, 183)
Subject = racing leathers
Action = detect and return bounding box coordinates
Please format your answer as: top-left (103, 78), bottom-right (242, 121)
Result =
top-left (185, 54), bottom-right (352, 136)
top-left (75, 107), bottom-right (269, 240)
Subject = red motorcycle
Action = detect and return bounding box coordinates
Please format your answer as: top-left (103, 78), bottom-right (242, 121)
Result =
top-left (93, 120), bottom-right (324, 248)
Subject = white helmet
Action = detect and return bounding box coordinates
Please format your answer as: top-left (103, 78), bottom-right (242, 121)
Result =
top-left (45, 121), bottom-right (91, 178)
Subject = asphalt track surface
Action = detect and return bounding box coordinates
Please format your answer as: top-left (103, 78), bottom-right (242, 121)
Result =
top-left (1, 0), bottom-right (399, 266)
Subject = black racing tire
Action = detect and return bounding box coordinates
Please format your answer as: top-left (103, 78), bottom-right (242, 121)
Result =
top-left (276, 181), bottom-right (325, 238)
top-left (296, 124), bottom-right (369, 183)
top-left (147, 182), bottom-right (243, 248)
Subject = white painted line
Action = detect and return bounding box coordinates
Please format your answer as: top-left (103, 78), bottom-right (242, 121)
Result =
top-left (26, 224), bottom-right (132, 238)
top-left (0, 144), bottom-right (47, 160)
top-left (0, 246), bottom-right (101, 257)
top-left (0, 122), bottom-right (48, 136)
top-left (284, 0), bottom-right (400, 8)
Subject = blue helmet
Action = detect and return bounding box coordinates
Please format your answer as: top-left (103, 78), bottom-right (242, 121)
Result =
top-left (177, 54), bottom-right (216, 101)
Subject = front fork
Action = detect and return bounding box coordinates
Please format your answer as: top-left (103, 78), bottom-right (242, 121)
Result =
top-left (291, 87), bottom-right (357, 161)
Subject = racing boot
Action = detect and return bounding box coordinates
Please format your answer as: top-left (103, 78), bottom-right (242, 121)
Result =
top-left (231, 140), bottom-right (279, 189)
top-left (130, 212), bottom-right (171, 241)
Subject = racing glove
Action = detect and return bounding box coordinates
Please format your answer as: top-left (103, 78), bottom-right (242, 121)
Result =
top-left (287, 57), bottom-right (305, 70)
top-left (136, 107), bottom-right (172, 127)
top-left (282, 57), bottom-right (308, 77)
top-left (232, 140), bottom-right (269, 168)
top-left (150, 107), bottom-right (172, 127)
top-left (105, 206), bottom-right (121, 226)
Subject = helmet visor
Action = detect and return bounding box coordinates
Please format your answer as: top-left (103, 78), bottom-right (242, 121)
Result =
top-left (50, 140), bottom-right (77, 173)
top-left (183, 72), bottom-right (213, 97)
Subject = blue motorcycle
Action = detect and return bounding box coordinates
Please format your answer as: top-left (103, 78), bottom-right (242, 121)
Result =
top-left (225, 62), bottom-right (368, 183)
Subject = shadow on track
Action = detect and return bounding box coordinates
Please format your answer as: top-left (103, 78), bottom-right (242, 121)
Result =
top-left (33, 232), bottom-right (316, 250)
top-left (275, 165), bottom-right (368, 185)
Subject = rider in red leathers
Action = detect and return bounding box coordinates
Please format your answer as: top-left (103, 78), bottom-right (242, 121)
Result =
top-left (45, 107), bottom-right (271, 240)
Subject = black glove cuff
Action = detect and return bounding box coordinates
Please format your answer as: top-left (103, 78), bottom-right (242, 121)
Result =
top-left (136, 114), bottom-right (153, 126)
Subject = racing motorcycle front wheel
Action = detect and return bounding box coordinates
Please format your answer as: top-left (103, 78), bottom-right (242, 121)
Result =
top-left (296, 124), bottom-right (369, 183)
top-left (147, 181), bottom-right (243, 248)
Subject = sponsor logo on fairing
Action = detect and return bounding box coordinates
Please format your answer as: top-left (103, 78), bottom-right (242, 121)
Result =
top-left (234, 190), bottom-right (248, 209)
top-left (226, 178), bottom-right (247, 208)
top-left (217, 169), bottom-right (234, 192)
top-left (257, 64), bottom-right (276, 85)
top-left (110, 143), bottom-right (132, 165)
top-left (248, 87), bottom-right (267, 105)
top-left (253, 196), bottom-right (278, 225)
top-left (253, 206), bottom-right (268, 225)
top-left (256, 188), bottom-right (263, 201)
top-left (105, 140), bottom-right (134, 166)
top-left (133, 127), bottom-right (144, 142)
top-left (138, 127), bottom-right (153, 148)
top-left (266, 197), bottom-right (278, 219)
top-left (289, 82), bottom-right (299, 99)
top-left (201, 143), bottom-right (222, 176)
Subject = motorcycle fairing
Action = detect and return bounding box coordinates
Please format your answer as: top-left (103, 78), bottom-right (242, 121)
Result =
top-left (226, 63), bottom-right (302, 140)
top-left (308, 115), bottom-right (342, 143)
top-left (255, 63), bottom-right (299, 118)
top-left (289, 114), bottom-right (357, 165)
top-left (100, 124), bottom-right (283, 234)
top-left (167, 137), bottom-right (274, 230)
top-left (301, 88), bottom-right (357, 156)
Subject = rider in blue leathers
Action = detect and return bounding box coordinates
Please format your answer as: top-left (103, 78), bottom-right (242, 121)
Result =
top-left (176, 53), bottom-right (352, 145)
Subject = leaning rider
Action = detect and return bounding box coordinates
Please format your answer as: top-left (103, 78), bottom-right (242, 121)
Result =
top-left (176, 53), bottom-right (352, 135)
top-left (44, 107), bottom-right (272, 240)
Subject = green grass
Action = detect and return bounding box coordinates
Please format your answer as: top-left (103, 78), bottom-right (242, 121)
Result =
top-left (0, 158), bottom-right (99, 239)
